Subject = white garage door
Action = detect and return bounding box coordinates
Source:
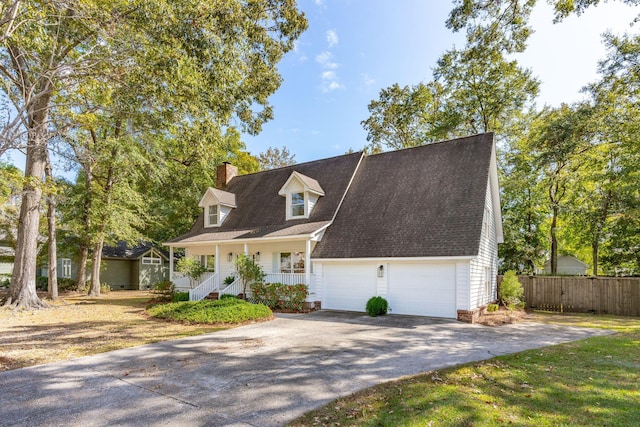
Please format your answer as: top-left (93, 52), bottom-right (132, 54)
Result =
top-left (388, 263), bottom-right (456, 318)
top-left (323, 264), bottom-right (377, 312)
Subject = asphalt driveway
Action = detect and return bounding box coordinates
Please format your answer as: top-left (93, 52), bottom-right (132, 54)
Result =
top-left (0, 311), bottom-right (611, 426)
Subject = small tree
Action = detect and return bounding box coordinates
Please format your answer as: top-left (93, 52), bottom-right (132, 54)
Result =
top-left (499, 270), bottom-right (525, 307)
top-left (176, 258), bottom-right (207, 288)
top-left (234, 254), bottom-right (265, 298)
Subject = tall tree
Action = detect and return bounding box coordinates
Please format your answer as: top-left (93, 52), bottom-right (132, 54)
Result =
top-left (258, 146), bottom-right (296, 170)
top-left (1, 0), bottom-right (307, 307)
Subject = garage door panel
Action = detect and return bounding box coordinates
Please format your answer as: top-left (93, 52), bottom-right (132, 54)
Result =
top-left (389, 263), bottom-right (456, 318)
top-left (323, 264), bottom-right (376, 312)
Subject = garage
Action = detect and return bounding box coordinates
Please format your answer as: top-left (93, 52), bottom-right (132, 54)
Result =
top-left (388, 263), bottom-right (456, 318)
top-left (323, 263), bottom-right (377, 312)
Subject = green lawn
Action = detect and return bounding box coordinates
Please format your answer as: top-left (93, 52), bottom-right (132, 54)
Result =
top-left (290, 313), bottom-right (640, 427)
top-left (147, 297), bottom-right (273, 324)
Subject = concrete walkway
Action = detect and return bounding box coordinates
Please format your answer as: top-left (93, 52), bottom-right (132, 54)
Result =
top-left (0, 311), bottom-right (611, 426)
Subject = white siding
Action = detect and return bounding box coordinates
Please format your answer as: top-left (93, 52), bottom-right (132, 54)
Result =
top-left (219, 205), bottom-right (233, 225)
top-left (455, 261), bottom-right (471, 311)
top-left (308, 194), bottom-right (319, 215)
top-left (469, 178), bottom-right (499, 309)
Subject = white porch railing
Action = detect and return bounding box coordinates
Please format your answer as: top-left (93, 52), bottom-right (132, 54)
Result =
top-left (189, 273), bottom-right (219, 301)
top-left (220, 277), bottom-right (244, 297)
top-left (264, 273), bottom-right (306, 286)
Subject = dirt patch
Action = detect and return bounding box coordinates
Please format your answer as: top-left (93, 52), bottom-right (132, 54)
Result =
top-left (0, 290), bottom-right (223, 372)
top-left (475, 306), bottom-right (530, 326)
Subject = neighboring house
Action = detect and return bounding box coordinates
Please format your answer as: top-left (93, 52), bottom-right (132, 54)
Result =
top-left (542, 255), bottom-right (589, 276)
top-left (44, 242), bottom-right (170, 290)
top-left (0, 241), bottom-right (14, 276)
top-left (166, 133), bottom-right (503, 321)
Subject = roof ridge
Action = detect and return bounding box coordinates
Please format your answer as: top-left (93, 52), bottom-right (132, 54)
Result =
top-left (365, 132), bottom-right (493, 158)
top-left (233, 151), bottom-right (364, 179)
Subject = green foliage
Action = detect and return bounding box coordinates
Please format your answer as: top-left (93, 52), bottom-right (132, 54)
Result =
top-left (153, 280), bottom-right (175, 301)
top-left (176, 258), bottom-right (208, 288)
top-left (173, 292), bottom-right (189, 302)
top-left (147, 298), bottom-right (272, 324)
top-left (219, 293), bottom-right (238, 300)
top-left (224, 275), bottom-right (237, 285)
top-left (100, 284), bottom-right (111, 294)
top-left (0, 274), bottom-right (10, 287)
top-left (258, 146), bottom-right (296, 170)
top-left (250, 282), bottom-right (308, 311)
top-left (234, 254), bottom-right (265, 296)
top-left (499, 271), bottom-right (524, 306)
top-left (35, 276), bottom-right (48, 290)
top-left (486, 303), bottom-right (499, 312)
top-left (365, 296), bottom-right (389, 317)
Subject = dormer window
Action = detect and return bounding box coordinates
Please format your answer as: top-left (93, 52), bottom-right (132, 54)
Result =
top-left (207, 205), bottom-right (218, 227)
top-left (279, 171), bottom-right (325, 220)
top-left (198, 187), bottom-right (236, 228)
top-left (291, 192), bottom-right (305, 217)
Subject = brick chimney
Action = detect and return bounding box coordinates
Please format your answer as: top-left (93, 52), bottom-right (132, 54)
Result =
top-left (216, 162), bottom-right (238, 189)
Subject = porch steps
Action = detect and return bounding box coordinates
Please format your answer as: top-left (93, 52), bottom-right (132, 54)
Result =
top-left (205, 292), bottom-right (219, 300)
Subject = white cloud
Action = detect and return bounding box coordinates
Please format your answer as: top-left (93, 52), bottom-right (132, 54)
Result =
top-left (315, 51), bottom-right (338, 69)
top-left (362, 73), bottom-right (376, 86)
top-left (314, 0), bottom-right (324, 5)
top-left (321, 70), bottom-right (344, 92)
top-left (326, 30), bottom-right (339, 48)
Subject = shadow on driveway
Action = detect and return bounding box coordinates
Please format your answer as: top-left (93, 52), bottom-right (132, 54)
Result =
top-left (0, 311), bottom-right (612, 426)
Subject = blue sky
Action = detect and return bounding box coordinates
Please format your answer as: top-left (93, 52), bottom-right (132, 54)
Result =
top-left (1, 0), bottom-right (637, 173)
top-left (243, 0), bottom-right (638, 163)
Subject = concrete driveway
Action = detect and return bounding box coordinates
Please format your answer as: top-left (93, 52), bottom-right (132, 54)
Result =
top-left (0, 311), bottom-right (611, 426)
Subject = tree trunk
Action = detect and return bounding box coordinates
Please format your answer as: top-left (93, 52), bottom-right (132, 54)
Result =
top-left (4, 92), bottom-right (50, 309)
top-left (88, 239), bottom-right (103, 297)
top-left (550, 205), bottom-right (558, 275)
top-left (592, 242), bottom-right (599, 277)
top-left (75, 244), bottom-right (89, 291)
top-left (45, 154), bottom-right (58, 300)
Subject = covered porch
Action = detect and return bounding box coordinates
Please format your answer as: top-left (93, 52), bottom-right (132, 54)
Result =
top-left (166, 237), bottom-right (318, 302)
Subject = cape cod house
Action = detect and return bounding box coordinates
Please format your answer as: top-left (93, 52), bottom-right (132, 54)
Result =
top-left (166, 133), bottom-right (503, 321)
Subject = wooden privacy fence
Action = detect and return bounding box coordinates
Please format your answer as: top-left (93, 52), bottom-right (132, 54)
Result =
top-left (498, 276), bottom-right (640, 316)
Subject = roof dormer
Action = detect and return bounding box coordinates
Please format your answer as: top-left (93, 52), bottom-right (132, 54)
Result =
top-left (198, 187), bottom-right (237, 228)
top-left (278, 171), bottom-right (325, 220)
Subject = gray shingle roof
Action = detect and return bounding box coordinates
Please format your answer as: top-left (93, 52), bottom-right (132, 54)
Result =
top-left (311, 133), bottom-right (494, 258)
top-left (102, 241), bottom-right (169, 260)
top-left (168, 152), bottom-right (363, 243)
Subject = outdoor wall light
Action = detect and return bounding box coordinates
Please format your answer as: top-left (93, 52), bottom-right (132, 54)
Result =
top-left (377, 265), bottom-right (384, 278)
top-left (227, 252), bottom-right (233, 262)
top-left (254, 252), bottom-right (260, 262)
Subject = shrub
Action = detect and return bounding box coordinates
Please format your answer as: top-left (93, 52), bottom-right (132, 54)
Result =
top-left (366, 296), bottom-right (388, 317)
top-left (220, 293), bottom-right (238, 300)
top-left (499, 270), bottom-right (524, 307)
top-left (223, 275), bottom-right (236, 285)
top-left (147, 298), bottom-right (272, 324)
top-left (58, 278), bottom-right (77, 292)
top-left (0, 274), bottom-right (11, 287)
top-left (173, 291), bottom-right (189, 302)
top-left (153, 280), bottom-right (175, 300)
top-left (100, 283), bottom-right (111, 293)
top-left (176, 258), bottom-right (207, 288)
top-left (486, 303), bottom-right (499, 312)
top-left (36, 276), bottom-right (48, 290)
top-left (250, 282), bottom-right (308, 311)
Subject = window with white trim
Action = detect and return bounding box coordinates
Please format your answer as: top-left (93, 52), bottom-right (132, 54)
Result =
top-left (61, 259), bottom-right (72, 279)
top-left (280, 252), bottom-right (305, 273)
top-left (142, 256), bottom-right (162, 265)
top-left (290, 192), bottom-right (305, 218)
top-left (206, 205), bottom-right (218, 227)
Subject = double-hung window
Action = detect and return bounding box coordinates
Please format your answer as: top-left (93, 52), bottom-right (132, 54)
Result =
top-left (208, 205), bottom-right (218, 226)
top-left (290, 193), bottom-right (305, 218)
top-left (280, 252), bottom-right (305, 273)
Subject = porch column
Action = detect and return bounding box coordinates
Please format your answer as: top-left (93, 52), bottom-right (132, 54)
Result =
top-left (169, 246), bottom-right (174, 282)
top-left (244, 243), bottom-right (249, 256)
top-left (215, 244), bottom-right (220, 288)
top-left (305, 239), bottom-right (311, 287)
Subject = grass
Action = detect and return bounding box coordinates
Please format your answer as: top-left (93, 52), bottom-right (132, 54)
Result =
top-left (147, 297), bottom-right (273, 324)
top-left (0, 291), bottom-right (226, 372)
top-left (289, 312), bottom-right (640, 427)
